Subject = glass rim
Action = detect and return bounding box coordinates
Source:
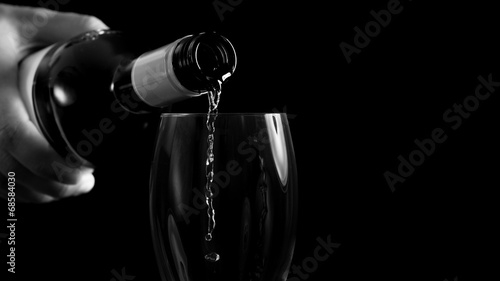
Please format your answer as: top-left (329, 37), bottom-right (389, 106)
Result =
top-left (160, 112), bottom-right (288, 117)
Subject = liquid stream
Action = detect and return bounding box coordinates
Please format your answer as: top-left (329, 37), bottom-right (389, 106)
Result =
top-left (204, 83), bottom-right (221, 262)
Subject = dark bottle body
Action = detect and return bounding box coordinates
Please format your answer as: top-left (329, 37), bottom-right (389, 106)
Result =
top-left (31, 30), bottom-right (151, 167)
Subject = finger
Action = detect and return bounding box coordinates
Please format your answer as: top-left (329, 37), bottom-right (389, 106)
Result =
top-left (0, 83), bottom-right (91, 186)
top-left (0, 173), bottom-right (56, 203)
top-left (9, 5), bottom-right (108, 46)
top-left (0, 86), bottom-right (93, 187)
top-left (0, 149), bottom-right (94, 199)
top-left (0, 117), bottom-right (95, 186)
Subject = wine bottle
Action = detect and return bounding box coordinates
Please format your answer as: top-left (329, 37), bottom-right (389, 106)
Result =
top-left (18, 29), bottom-right (237, 168)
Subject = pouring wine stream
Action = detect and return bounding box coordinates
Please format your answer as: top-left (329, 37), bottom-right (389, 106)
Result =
top-left (204, 80), bottom-right (222, 262)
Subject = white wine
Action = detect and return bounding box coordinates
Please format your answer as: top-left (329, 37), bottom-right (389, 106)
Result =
top-left (204, 83), bottom-right (222, 262)
top-left (19, 30), bottom-right (237, 167)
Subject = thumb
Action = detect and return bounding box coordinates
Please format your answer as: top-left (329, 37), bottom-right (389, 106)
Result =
top-left (10, 5), bottom-right (109, 46)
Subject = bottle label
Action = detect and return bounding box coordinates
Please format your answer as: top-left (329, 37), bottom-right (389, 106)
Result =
top-left (131, 38), bottom-right (203, 107)
top-left (18, 46), bottom-right (53, 131)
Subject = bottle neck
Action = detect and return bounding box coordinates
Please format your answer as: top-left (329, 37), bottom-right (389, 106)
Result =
top-left (111, 32), bottom-right (237, 112)
top-left (111, 59), bottom-right (160, 114)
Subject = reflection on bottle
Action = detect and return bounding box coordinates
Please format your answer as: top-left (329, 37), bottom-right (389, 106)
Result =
top-left (53, 66), bottom-right (80, 107)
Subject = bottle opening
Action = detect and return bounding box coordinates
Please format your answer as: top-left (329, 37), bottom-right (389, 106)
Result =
top-left (195, 39), bottom-right (235, 82)
top-left (195, 43), bottom-right (220, 72)
top-left (173, 32), bottom-right (237, 91)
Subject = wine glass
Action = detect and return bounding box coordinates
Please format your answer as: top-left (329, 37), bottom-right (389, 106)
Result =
top-left (149, 113), bottom-right (298, 281)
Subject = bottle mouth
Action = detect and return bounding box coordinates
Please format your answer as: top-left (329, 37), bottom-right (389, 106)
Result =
top-left (194, 33), bottom-right (237, 82)
top-left (173, 32), bottom-right (237, 92)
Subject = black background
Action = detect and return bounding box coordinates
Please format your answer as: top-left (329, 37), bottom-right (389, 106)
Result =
top-left (1, 0), bottom-right (499, 280)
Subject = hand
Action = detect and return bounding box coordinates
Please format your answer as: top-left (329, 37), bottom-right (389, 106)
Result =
top-left (0, 4), bottom-right (108, 203)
